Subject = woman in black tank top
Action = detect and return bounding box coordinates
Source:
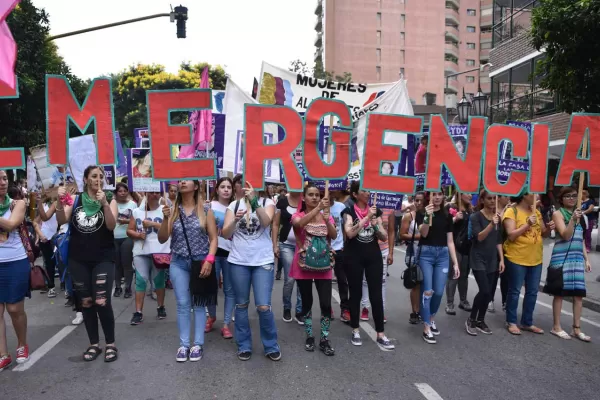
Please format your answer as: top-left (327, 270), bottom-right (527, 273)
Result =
top-left (56, 166), bottom-right (119, 362)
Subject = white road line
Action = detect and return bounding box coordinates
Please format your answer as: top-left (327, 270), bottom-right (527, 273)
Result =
top-left (331, 288), bottom-right (378, 343)
top-left (13, 326), bottom-right (77, 372)
top-left (396, 244), bottom-right (600, 329)
top-left (415, 383), bottom-right (445, 400)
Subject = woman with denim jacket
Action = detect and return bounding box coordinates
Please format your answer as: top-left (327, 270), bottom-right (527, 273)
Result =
top-left (416, 191), bottom-right (460, 344)
top-left (157, 180), bottom-right (218, 363)
top-left (222, 181), bottom-right (281, 362)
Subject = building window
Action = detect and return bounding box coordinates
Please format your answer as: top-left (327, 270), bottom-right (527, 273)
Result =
top-left (467, 26), bottom-right (476, 33)
top-left (376, 48), bottom-right (381, 63)
top-left (467, 9), bottom-right (476, 16)
top-left (467, 42), bottom-right (476, 50)
top-left (400, 50), bottom-right (405, 63)
top-left (466, 59), bottom-right (475, 66)
top-left (400, 67), bottom-right (405, 76)
top-left (401, 14), bottom-right (405, 23)
top-left (400, 31), bottom-right (405, 40)
top-left (466, 76), bottom-right (475, 83)
top-left (376, 66), bottom-right (382, 81)
top-left (492, 1), bottom-right (536, 48)
top-left (480, 41), bottom-right (492, 49)
top-left (377, 30), bottom-right (382, 45)
top-left (377, 12), bottom-right (382, 27)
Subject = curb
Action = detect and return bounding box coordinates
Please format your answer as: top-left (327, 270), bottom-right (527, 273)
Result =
top-left (538, 282), bottom-right (600, 313)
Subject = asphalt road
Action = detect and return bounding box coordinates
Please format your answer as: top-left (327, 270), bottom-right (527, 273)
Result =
top-left (2, 245), bottom-right (600, 400)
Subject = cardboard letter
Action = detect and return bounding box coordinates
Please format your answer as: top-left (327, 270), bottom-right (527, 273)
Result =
top-left (46, 75), bottom-right (115, 166)
top-left (528, 123), bottom-right (550, 193)
top-left (424, 116), bottom-right (485, 193)
top-left (303, 98), bottom-right (351, 180)
top-left (147, 89), bottom-right (216, 180)
top-left (482, 124), bottom-right (529, 196)
top-left (555, 114), bottom-right (600, 187)
top-left (0, 78), bottom-right (23, 169)
top-left (244, 104), bottom-right (303, 191)
top-left (361, 113), bottom-right (422, 194)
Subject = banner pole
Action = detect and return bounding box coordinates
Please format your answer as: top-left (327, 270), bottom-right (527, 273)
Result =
top-left (577, 133), bottom-right (588, 218)
top-left (324, 115), bottom-right (334, 211)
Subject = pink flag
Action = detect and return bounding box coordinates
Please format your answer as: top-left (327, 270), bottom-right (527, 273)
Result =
top-left (178, 67), bottom-right (212, 159)
top-left (0, 0), bottom-right (19, 93)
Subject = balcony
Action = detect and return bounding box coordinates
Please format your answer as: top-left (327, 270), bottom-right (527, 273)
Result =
top-left (445, 42), bottom-right (458, 58)
top-left (445, 79), bottom-right (459, 94)
top-left (445, 25), bottom-right (459, 43)
top-left (446, 0), bottom-right (460, 10)
top-left (445, 8), bottom-right (460, 26)
top-left (479, 48), bottom-right (490, 61)
top-left (315, 15), bottom-right (322, 32)
top-left (445, 61), bottom-right (458, 75)
top-left (315, 0), bottom-right (322, 16)
top-left (314, 47), bottom-right (323, 62)
top-left (314, 32), bottom-right (322, 47)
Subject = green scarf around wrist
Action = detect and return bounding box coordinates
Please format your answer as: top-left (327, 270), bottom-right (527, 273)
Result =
top-left (0, 195), bottom-right (11, 217)
top-left (82, 192), bottom-right (102, 217)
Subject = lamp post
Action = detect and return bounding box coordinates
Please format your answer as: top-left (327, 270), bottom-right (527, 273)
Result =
top-left (445, 63), bottom-right (492, 122)
top-left (457, 89), bottom-right (472, 124)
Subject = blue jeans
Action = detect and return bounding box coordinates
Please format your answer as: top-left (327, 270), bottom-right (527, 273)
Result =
top-left (229, 262), bottom-right (280, 355)
top-left (505, 259), bottom-right (542, 327)
top-left (170, 254), bottom-right (207, 348)
top-left (280, 243), bottom-right (302, 314)
top-left (418, 246), bottom-right (449, 326)
top-left (207, 256), bottom-right (235, 325)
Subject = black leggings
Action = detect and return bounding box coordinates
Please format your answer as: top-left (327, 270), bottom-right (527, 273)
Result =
top-left (297, 279), bottom-right (332, 340)
top-left (40, 240), bottom-right (56, 289)
top-left (333, 250), bottom-right (349, 312)
top-left (491, 269), bottom-right (509, 305)
top-left (470, 269), bottom-right (496, 322)
top-left (114, 238), bottom-right (134, 290)
top-left (68, 258), bottom-right (116, 344)
top-left (346, 247), bottom-right (384, 332)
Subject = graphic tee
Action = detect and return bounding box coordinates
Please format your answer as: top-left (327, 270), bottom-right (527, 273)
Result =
top-left (131, 207), bottom-right (171, 257)
top-left (69, 196), bottom-right (114, 262)
top-left (227, 198), bottom-right (274, 266)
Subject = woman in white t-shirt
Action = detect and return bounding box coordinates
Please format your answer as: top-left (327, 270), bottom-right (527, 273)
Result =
top-left (222, 179), bottom-right (281, 362)
top-left (114, 183), bottom-right (138, 298)
top-left (206, 178), bottom-right (234, 339)
top-left (34, 194), bottom-right (58, 298)
top-left (126, 192), bottom-right (171, 325)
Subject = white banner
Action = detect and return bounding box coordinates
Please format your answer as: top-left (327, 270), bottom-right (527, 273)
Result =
top-left (257, 61), bottom-right (396, 113)
top-left (69, 135), bottom-right (98, 192)
top-left (354, 79), bottom-right (414, 169)
top-left (222, 79), bottom-right (280, 181)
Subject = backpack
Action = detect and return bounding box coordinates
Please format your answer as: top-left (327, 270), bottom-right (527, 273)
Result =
top-left (298, 223), bottom-right (334, 272)
top-left (454, 211), bottom-right (472, 255)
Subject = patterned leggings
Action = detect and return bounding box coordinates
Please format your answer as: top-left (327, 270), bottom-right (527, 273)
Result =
top-left (296, 279), bottom-right (332, 340)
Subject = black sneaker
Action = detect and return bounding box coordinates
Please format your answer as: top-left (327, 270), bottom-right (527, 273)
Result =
top-left (295, 314), bottom-right (305, 325)
top-left (275, 271), bottom-right (281, 280)
top-left (130, 312), bottom-right (143, 325)
top-left (430, 321), bottom-right (440, 336)
top-left (123, 288), bottom-right (132, 299)
top-left (423, 331), bottom-right (436, 344)
top-left (64, 297), bottom-right (74, 308)
top-left (283, 309), bottom-right (292, 323)
top-left (266, 351), bottom-right (282, 361)
top-left (376, 336), bottom-right (395, 351)
top-left (409, 312), bottom-right (419, 324)
top-left (237, 351), bottom-right (252, 361)
top-left (319, 339), bottom-right (335, 356)
top-left (305, 336), bottom-right (315, 352)
top-left (114, 288), bottom-right (122, 298)
top-left (476, 321), bottom-right (492, 335)
top-left (351, 330), bottom-right (362, 346)
top-left (458, 300), bottom-right (472, 312)
top-left (465, 318), bottom-right (478, 336)
top-left (157, 306), bottom-right (167, 320)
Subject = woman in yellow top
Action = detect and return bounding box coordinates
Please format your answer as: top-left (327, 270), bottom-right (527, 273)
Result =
top-left (503, 193), bottom-right (555, 335)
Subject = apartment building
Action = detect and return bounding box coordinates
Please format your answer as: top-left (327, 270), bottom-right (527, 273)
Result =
top-left (314, 0), bottom-right (492, 107)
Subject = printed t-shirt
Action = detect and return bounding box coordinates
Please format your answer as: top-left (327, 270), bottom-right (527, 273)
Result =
top-left (131, 207), bottom-right (171, 257)
top-left (329, 201), bottom-right (346, 251)
top-left (227, 198), bottom-right (275, 266)
top-left (115, 200), bottom-right (137, 239)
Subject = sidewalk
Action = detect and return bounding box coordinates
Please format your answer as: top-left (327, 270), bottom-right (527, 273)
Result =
top-left (540, 240), bottom-right (600, 312)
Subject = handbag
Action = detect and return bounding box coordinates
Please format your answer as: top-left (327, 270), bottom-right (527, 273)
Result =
top-left (152, 253), bottom-right (172, 270)
top-left (543, 220), bottom-right (576, 295)
top-left (402, 213), bottom-right (423, 290)
top-left (30, 265), bottom-right (48, 290)
top-left (178, 212), bottom-right (218, 307)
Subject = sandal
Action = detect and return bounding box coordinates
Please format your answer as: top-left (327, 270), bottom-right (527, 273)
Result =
top-left (550, 329), bottom-right (571, 340)
top-left (104, 345), bottom-right (118, 363)
top-left (520, 325), bottom-right (544, 334)
top-left (570, 326), bottom-right (591, 342)
top-left (506, 323), bottom-right (521, 335)
top-left (83, 345), bottom-right (102, 362)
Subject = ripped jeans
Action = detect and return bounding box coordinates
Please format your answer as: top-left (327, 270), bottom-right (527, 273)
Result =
top-left (418, 245), bottom-right (449, 326)
top-left (68, 258), bottom-right (116, 344)
top-left (229, 262), bottom-right (280, 355)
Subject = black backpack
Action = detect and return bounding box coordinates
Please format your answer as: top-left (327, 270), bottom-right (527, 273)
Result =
top-left (454, 212), bottom-right (472, 255)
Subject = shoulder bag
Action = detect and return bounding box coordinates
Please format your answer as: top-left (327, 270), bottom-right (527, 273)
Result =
top-left (402, 213), bottom-right (423, 290)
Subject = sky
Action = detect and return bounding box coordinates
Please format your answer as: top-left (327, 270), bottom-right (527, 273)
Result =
top-left (33, 0), bottom-right (317, 93)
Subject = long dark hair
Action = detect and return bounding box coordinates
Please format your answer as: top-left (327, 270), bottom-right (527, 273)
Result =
top-left (83, 165), bottom-right (103, 191)
top-left (211, 177), bottom-right (234, 203)
top-left (300, 182), bottom-right (319, 213)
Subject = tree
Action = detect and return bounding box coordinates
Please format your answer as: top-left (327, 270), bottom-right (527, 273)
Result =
top-left (0, 0), bottom-right (87, 153)
top-left (530, 0), bottom-right (600, 113)
top-left (111, 62), bottom-right (227, 140)
top-left (288, 59), bottom-right (353, 83)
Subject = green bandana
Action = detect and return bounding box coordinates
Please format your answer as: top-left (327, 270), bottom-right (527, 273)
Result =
top-left (559, 207), bottom-right (573, 224)
top-left (82, 192), bottom-right (102, 217)
top-left (0, 195), bottom-right (11, 217)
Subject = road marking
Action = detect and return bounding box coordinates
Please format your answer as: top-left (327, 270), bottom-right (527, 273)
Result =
top-left (13, 326), bottom-right (77, 372)
top-left (332, 288), bottom-right (378, 343)
top-left (415, 383), bottom-right (444, 400)
top-left (396, 244), bottom-right (600, 328)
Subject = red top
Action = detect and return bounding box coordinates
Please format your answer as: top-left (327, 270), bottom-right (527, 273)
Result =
top-left (289, 211), bottom-right (335, 280)
top-left (415, 144), bottom-right (427, 174)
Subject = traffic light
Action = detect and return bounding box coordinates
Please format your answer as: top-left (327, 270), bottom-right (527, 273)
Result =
top-left (173, 5), bottom-right (188, 39)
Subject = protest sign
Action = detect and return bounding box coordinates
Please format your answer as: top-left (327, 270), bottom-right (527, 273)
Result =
top-left (127, 148), bottom-right (161, 192)
top-left (134, 128), bottom-right (149, 148)
top-left (26, 156), bottom-right (42, 193)
top-left (30, 145), bottom-right (76, 195)
top-left (102, 165), bottom-right (116, 190)
top-left (69, 134), bottom-right (97, 192)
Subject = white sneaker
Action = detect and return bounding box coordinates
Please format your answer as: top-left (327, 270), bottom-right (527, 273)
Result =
top-left (47, 288), bottom-right (57, 298)
top-left (72, 312), bottom-right (84, 325)
top-left (488, 301), bottom-right (496, 313)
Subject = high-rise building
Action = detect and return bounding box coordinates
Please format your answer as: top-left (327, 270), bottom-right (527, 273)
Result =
top-left (314, 0), bottom-right (492, 108)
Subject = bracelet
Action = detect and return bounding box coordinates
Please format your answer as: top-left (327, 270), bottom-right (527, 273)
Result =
top-left (204, 254), bottom-right (216, 264)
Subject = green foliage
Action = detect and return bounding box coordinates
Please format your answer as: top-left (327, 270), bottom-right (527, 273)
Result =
top-left (289, 59), bottom-right (352, 83)
top-left (112, 62), bottom-right (227, 140)
top-left (0, 0), bottom-right (87, 153)
top-left (530, 0), bottom-right (600, 112)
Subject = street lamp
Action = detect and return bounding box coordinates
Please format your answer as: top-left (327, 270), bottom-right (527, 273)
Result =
top-left (457, 89), bottom-right (472, 124)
